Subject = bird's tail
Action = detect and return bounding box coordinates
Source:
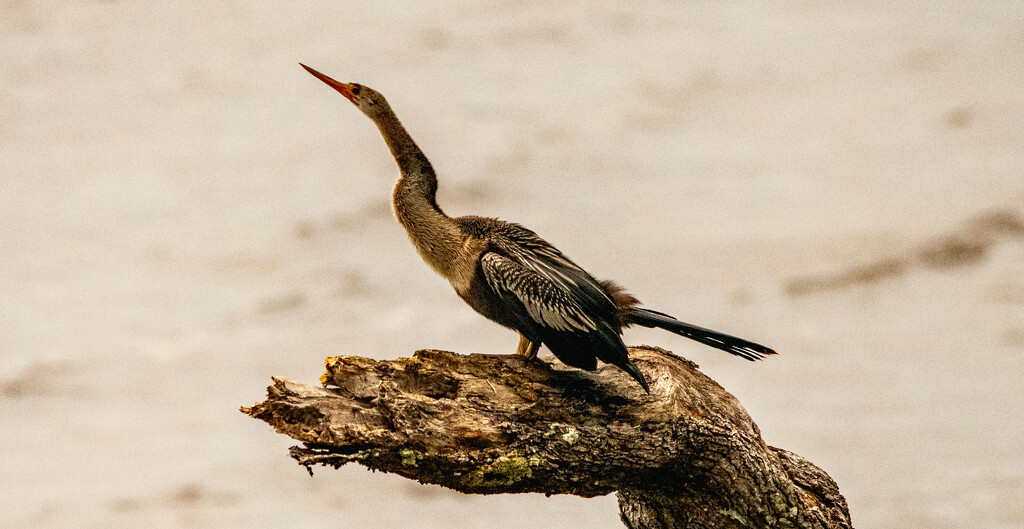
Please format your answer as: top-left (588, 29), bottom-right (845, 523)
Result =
top-left (624, 308), bottom-right (777, 361)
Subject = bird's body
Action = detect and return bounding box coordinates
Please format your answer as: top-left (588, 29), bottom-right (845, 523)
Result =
top-left (301, 64), bottom-right (776, 393)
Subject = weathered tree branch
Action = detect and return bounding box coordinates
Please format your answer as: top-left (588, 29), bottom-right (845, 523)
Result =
top-left (242, 346), bottom-right (851, 529)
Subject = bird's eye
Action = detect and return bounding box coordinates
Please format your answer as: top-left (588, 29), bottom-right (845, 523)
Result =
top-left (351, 85), bottom-right (361, 95)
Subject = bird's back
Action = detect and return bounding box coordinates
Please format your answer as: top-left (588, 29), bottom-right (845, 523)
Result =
top-left (453, 216), bottom-right (640, 373)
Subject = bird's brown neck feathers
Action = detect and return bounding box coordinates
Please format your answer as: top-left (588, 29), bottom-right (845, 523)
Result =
top-left (370, 108), bottom-right (465, 279)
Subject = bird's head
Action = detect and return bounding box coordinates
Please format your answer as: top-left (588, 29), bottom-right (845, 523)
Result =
top-left (300, 63), bottom-right (390, 120)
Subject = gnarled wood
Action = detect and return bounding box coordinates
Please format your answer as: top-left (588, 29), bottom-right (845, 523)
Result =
top-left (242, 346), bottom-right (851, 528)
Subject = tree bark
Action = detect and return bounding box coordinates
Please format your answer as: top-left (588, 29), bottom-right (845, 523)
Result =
top-left (242, 346), bottom-right (851, 529)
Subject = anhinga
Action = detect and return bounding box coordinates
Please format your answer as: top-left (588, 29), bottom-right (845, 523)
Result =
top-left (300, 64), bottom-right (776, 393)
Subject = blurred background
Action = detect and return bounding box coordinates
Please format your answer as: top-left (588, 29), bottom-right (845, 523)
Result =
top-left (2, 1), bottom-right (1022, 528)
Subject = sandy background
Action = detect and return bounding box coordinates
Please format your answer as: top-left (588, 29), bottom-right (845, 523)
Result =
top-left (3, 1), bottom-right (1023, 528)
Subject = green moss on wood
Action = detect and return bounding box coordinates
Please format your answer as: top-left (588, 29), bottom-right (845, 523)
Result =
top-left (400, 449), bottom-right (420, 467)
top-left (461, 453), bottom-right (533, 489)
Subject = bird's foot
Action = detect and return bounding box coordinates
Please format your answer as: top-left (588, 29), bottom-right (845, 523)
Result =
top-left (515, 334), bottom-right (541, 360)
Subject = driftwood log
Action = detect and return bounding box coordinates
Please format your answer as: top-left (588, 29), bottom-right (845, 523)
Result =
top-left (242, 346), bottom-right (851, 529)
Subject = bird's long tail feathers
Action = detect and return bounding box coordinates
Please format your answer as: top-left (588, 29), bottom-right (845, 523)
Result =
top-left (625, 308), bottom-right (777, 361)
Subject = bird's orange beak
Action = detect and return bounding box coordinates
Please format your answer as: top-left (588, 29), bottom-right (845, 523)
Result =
top-left (300, 63), bottom-right (357, 103)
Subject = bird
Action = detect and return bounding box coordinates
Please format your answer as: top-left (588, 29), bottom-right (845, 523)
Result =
top-left (300, 64), bottom-right (776, 393)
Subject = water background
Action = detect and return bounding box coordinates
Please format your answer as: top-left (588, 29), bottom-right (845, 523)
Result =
top-left (3, 2), bottom-right (1023, 527)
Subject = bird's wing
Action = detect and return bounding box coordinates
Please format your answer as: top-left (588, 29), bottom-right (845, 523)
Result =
top-left (486, 223), bottom-right (617, 318)
top-left (479, 251), bottom-right (601, 334)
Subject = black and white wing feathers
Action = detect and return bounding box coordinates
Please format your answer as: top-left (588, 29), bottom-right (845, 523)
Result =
top-left (485, 222), bottom-right (617, 319)
top-left (475, 222), bottom-right (642, 378)
top-left (479, 249), bottom-right (647, 393)
top-left (479, 251), bottom-right (600, 336)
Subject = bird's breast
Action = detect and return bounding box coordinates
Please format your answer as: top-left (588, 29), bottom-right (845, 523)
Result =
top-left (447, 238), bottom-right (487, 296)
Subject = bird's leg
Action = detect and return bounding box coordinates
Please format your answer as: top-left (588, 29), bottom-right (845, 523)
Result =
top-left (515, 334), bottom-right (540, 360)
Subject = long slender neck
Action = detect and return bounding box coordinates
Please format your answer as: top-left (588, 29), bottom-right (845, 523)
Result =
top-left (370, 108), bottom-right (465, 279)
